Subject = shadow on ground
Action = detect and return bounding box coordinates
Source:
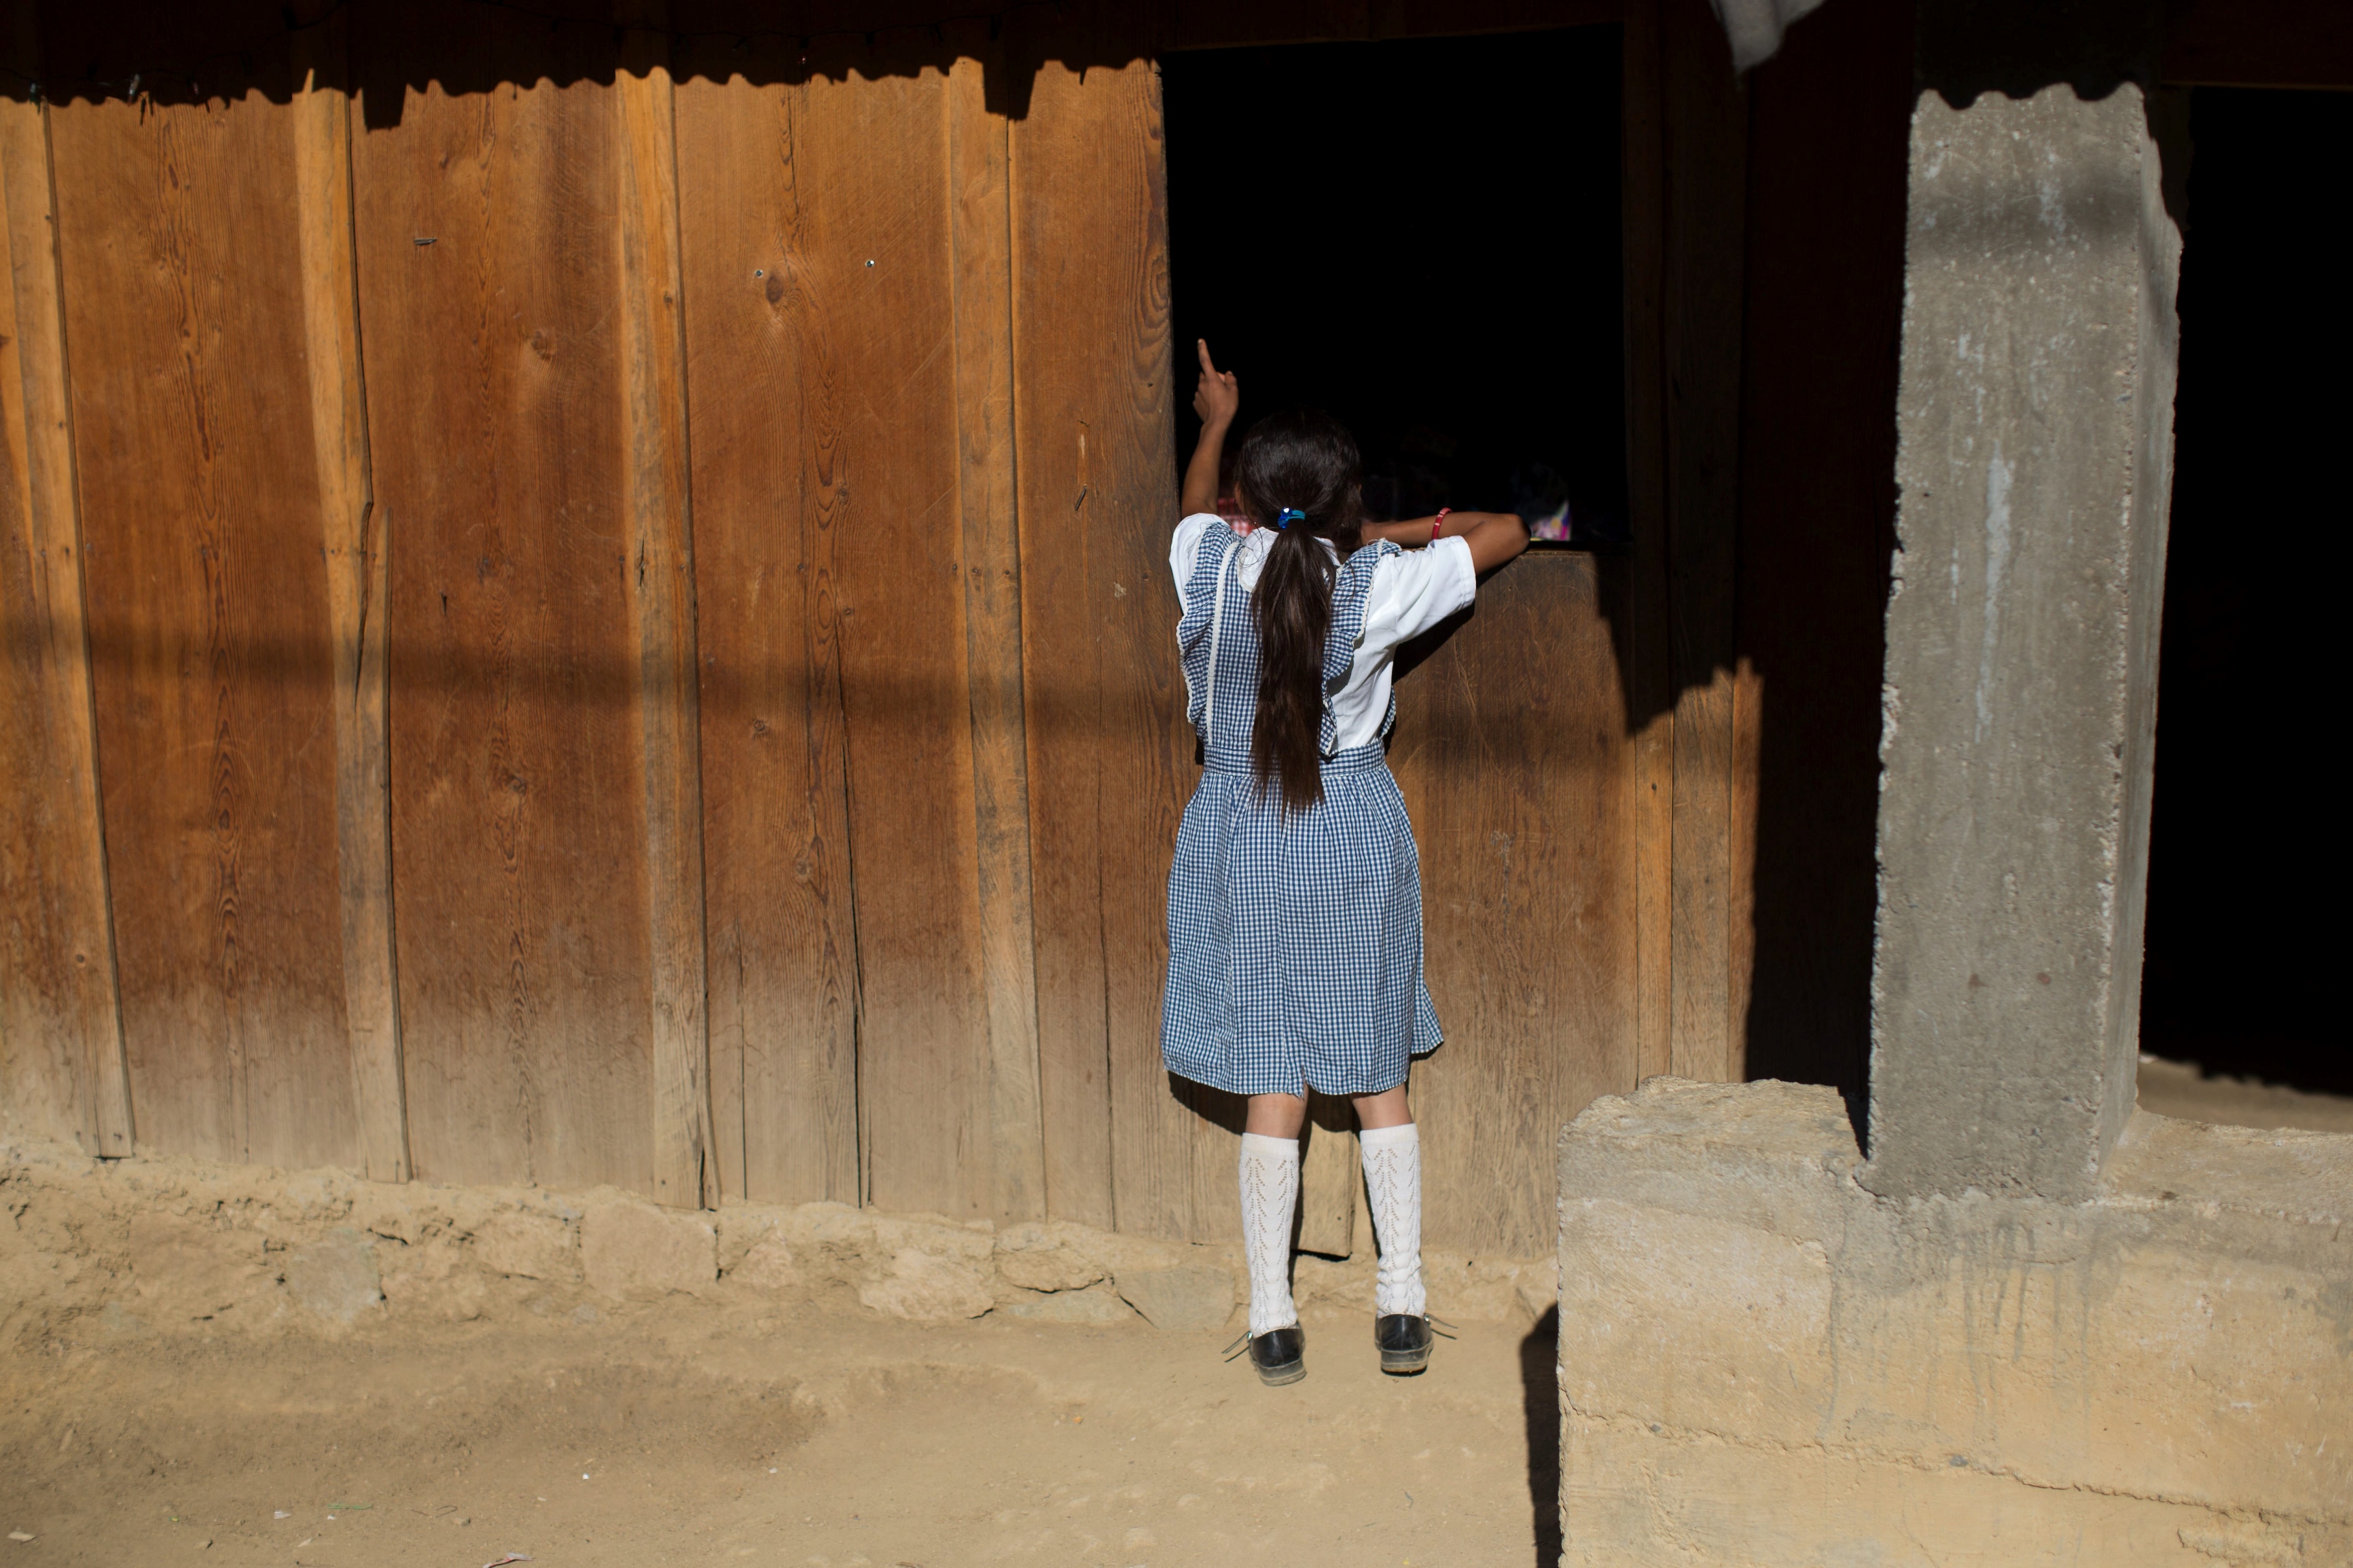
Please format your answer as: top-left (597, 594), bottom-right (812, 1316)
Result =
top-left (1523, 1304), bottom-right (1562, 1565)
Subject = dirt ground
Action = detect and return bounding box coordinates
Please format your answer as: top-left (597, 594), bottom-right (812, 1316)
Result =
top-left (0, 1292), bottom-right (1559, 1568)
top-left (5, 1061), bottom-right (2339, 1568)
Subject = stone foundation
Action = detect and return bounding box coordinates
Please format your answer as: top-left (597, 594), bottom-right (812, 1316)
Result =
top-left (0, 1138), bottom-right (1551, 1346)
top-left (1557, 1078), bottom-right (2351, 1566)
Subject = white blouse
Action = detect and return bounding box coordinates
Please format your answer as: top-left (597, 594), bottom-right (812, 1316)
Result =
top-left (1169, 513), bottom-right (1477, 751)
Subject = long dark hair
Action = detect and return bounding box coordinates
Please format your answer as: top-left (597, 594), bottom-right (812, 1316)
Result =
top-left (1234, 409), bottom-right (1364, 812)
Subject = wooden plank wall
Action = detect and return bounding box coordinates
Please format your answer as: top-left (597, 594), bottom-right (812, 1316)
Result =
top-left (0, 0), bottom-right (1755, 1259)
top-left (291, 12), bottom-right (408, 1184)
top-left (40, 14), bottom-right (361, 1171)
top-left (354, 6), bottom-right (660, 1195)
top-left (1655, 0), bottom-right (1750, 1085)
top-left (1391, 557), bottom-right (1640, 1255)
top-left (669, 35), bottom-right (867, 1211)
top-left (1011, 46), bottom-right (1196, 1240)
top-left (0, 3), bottom-right (130, 1156)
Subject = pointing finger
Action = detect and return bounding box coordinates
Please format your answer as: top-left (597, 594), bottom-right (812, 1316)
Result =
top-left (1197, 338), bottom-right (1218, 377)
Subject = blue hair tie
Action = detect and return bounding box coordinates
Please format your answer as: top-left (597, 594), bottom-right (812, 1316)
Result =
top-left (1274, 508), bottom-right (1307, 530)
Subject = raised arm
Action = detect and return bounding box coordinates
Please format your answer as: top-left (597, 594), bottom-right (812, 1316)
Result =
top-left (1182, 339), bottom-right (1240, 518)
top-left (1361, 511), bottom-right (1530, 574)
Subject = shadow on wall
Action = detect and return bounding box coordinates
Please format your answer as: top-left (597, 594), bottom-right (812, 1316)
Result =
top-left (4, 0), bottom-right (1157, 124)
top-left (2138, 84), bottom-right (2353, 1100)
top-left (1727, 0), bottom-right (1913, 1113)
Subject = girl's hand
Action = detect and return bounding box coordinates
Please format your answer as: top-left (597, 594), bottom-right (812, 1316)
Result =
top-left (1193, 339), bottom-right (1240, 429)
top-left (1181, 339), bottom-right (1238, 517)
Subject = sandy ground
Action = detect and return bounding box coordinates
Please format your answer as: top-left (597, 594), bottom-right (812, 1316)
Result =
top-left (5, 1061), bottom-right (2339, 1568)
top-left (0, 1292), bottom-right (1559, 1568)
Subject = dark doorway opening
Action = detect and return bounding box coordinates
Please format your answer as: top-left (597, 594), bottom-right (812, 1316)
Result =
top-left (2140, 86), bottom-right (2353, 1117)
top-left (1162, 27), bottom-right (1625, 542)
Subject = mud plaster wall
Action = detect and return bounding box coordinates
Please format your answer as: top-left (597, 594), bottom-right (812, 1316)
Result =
top-left (0, 1138), bottom-right (1553, 1351)
top-left (1554, 1078), bottom-right (2352, 1567)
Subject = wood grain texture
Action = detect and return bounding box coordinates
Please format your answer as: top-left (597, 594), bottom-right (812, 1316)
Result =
top-left (1007, 84), bottom-right (1114, 1233)
top-left (670, 54), bottom-right (861, 1208)
top-left (1011, 55), bottom-right (1189, 1239)
top-left (1660, 0), bottom-right (1747, 1086)
top-left (751, 62), bottom-right (989, 1218)
top-left (48, 86), bottom-right (357, 1167)
top-left (1727, 654), bottom-right (1760, 1082)
top-left (1670, 661), bottom-right (1736, 1084)
top-left (1296, 1099), bottom-right (1356, 1258)
top-left (3, 5), bottom-right (1698, 1239)
top-left (615, 21), bottom-right (715, 1209)
top-left (0, 67), bottom-right (130, 1156)
top-left (352, 7), bottom-right (653, 1192)
top-left (1391, 553), bottom-right (1640, 1257)
top-left (1621, 0), bottom-right (1675, 1086)
top-left (291, 16), bottom-right (406, 1184)
top-left (949, 54), bottom-right (1047, 1223)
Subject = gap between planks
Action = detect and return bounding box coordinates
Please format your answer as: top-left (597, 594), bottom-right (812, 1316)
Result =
top-left (618, 14), bottom-right (718, 1209)
top-left (291, 16), bottom-right (408, 1184)
top-left (949, 54), bottom-right (1049, 1224)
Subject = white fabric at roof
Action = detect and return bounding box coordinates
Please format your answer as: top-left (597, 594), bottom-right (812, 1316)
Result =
top-left (1712, 0), bottom-right (1830, 71)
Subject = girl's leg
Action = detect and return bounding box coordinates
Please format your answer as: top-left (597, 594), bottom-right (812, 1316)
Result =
top-left (1351, 1086), bottom-right (1426, 1319)
top-left (1244, 1093), bottom-right (1309, 1137)
top-left (1239, 1093), bottom-right (1306, 1337)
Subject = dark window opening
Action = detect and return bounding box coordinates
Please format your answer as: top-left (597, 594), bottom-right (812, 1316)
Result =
top-left (2138, 86), bottom-right (2353, 1131)
top-left (1162, 28), bottom-right (1625, 545)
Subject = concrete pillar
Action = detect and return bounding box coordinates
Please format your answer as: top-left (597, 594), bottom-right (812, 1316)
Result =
top-left (1865, 79), bottom-right (2180, 1202)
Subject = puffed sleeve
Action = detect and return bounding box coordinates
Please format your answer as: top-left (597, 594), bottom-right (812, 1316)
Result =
top-left (1357, 536), bottom-right (1476, 659)
top-left (1170, 513), bottom-right (1223, 615)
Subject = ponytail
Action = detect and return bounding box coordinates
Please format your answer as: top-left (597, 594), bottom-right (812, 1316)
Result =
top-left (1233, 409), bottom-right (1364, 812)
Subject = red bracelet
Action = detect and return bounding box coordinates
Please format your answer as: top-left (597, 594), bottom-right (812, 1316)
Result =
top-left (1432, 509), bottom-right (1450, 541)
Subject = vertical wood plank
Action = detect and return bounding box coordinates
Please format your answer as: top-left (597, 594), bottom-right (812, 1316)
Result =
top-left (1296, 1102), bottom-right (1356, 1258)
top-left (1013, 54), bottom-right (1187, 1239)
top-left (0, 45), bottom-right (130, 1156)
top-left (1660, 0), bottom-right (1747, 1086)
top-left (1392, 553), bottom-right (1641, 1256)
top-left (1009, 79), bottom-right (1115, 1234)
top-left (290, 16), bottom-right (406, 1184)
top-left (616, 12), bottom-right (715, 1209)
top-left (353, 7), bottom-right (654, 1192)
top-left (766, 60), bottom-right (988, 1220)
top-left (48, 79), bottom-right (357, 1168)
top-left (672, 54), bottom-right (861, 1208)
top-left (949, 54), bottom-right (1047, 1223)
top-left (1621, 0), bottom-right (1676, 1087)
top-left (1727, 654), bottom-right (1761, 1080)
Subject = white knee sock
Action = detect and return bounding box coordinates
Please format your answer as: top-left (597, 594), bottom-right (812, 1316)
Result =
top-left (1359, 1123), bottom-right (1425, 1317)
top-left (1238, 1132), bottom-right (1301, 1337)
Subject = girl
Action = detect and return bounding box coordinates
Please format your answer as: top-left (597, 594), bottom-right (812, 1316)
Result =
top-left (1163, 341), bottom-right (1528, 1385)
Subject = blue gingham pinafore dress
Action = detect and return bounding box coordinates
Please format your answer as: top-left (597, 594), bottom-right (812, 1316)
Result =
top-left (1160, 529), bottom-right (1443, 1097)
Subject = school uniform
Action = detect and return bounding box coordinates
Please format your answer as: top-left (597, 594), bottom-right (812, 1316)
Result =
top-left (1157, 511), bottom-right (1467, 1370)
top-left (1160, 513), bottom-right (1475, 1100)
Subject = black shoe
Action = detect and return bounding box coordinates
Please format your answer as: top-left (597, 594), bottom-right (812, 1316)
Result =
top-left (1249, 1324), bottom-right (1306, 1386)
top-left (1376, 1313), bottom-right (1433, 1374)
